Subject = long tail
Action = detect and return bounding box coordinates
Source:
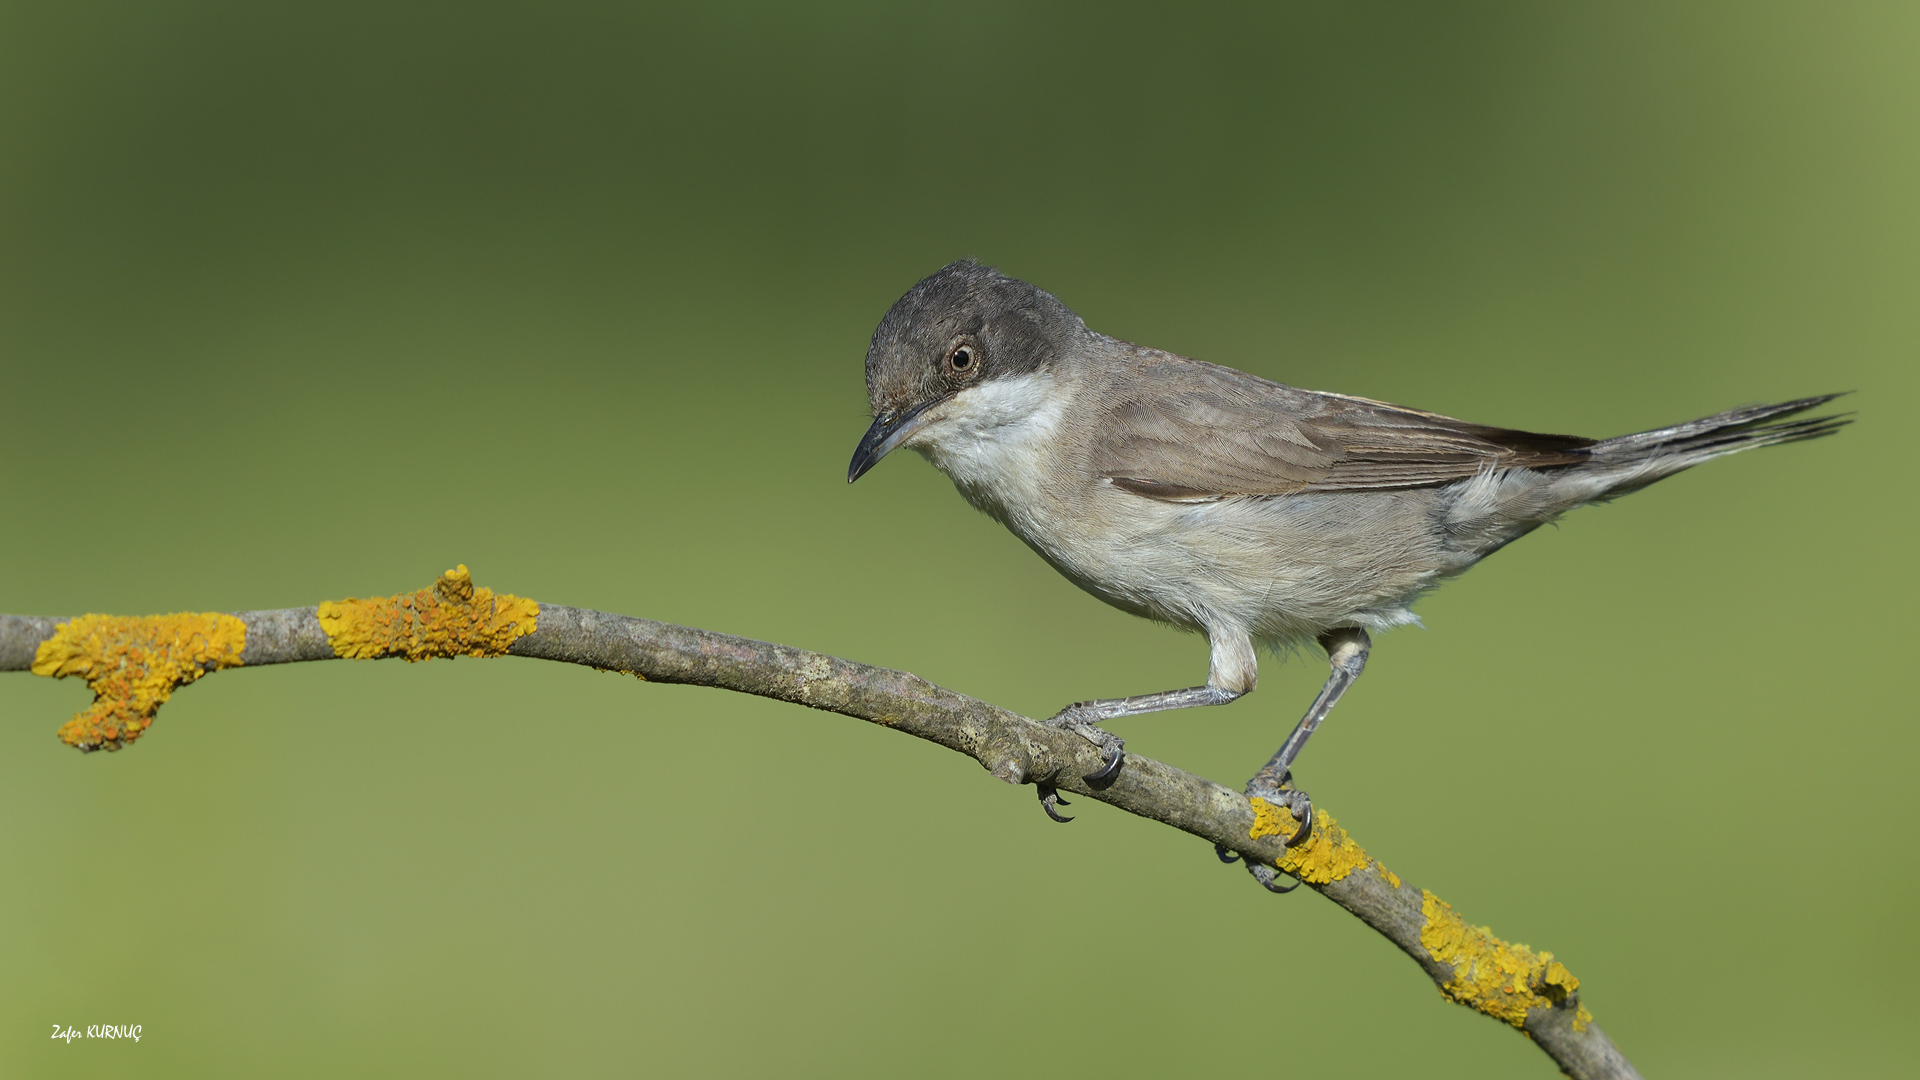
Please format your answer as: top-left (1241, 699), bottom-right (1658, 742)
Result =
top-left (1572, 393), bottom-right (1851, 498)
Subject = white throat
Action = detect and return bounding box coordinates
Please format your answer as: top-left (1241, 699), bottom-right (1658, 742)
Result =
top-left (905, 372), bottom-right (1068, 524)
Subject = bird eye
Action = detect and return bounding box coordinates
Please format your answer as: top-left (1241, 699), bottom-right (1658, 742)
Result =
top-left (949, 345), bottom-right (975, 373)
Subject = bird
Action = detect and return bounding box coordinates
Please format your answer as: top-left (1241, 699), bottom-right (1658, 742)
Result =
top-left (847, 259), bottom-right (1847, 892)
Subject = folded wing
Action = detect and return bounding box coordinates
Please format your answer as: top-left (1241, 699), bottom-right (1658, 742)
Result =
top-left (1095, 357), bottom-right (1594, 501)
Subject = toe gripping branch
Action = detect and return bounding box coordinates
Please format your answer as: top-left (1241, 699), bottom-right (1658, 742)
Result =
top-left (1034, 736), bottom-right (1125, 823)
top-left (1215, 772), bottom-right (1313, 893)
top-left (1034, 701), bottom-right (1129, 824)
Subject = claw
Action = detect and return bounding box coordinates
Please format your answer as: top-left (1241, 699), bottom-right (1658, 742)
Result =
top-left (1219, 822), bottom-right (1301, 892)
top-left (1250, 782), bottom-right (1315, 848)
top-left (1248, 863), bottom-right (1302, 894)
top-left (1047, 711), bottom-right (1124, 786)
top-left (1279, 789), bottom-right (1314, 847)
top-left (1284, 806), bottom-right (1314, 848)
top-left (1084, 743), bottom-right (1124, 785)
top-left (1037, 784), bottom-right (1074, 823)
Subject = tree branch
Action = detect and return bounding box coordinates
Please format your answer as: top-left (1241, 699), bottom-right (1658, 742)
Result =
top-left (2, 566), bottom-right (1639, 1079)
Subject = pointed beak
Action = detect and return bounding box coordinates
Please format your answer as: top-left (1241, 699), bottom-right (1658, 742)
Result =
top-left (847, 397), bottom-right (944, 483)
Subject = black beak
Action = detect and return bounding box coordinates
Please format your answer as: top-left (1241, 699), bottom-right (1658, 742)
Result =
top-left (847, 397), bottom-right (943, 483)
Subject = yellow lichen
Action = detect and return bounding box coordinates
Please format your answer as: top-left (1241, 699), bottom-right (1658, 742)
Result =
top-left (32, 612), bottom-right (247, 751)
top-left (318, 565), bottom-right (537, 662)
top-left (1384, 866), bottom-right (1402, 890)
top-left (1247, 799), bottom-right (1376, 885)
top-left (1247, 795), bottom-right (1294, 842)
top-left (1420, 890), bottom-right (1584, 1029)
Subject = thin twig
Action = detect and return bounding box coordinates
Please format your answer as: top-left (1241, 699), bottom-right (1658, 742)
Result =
top-left (1, 570), bottom-right (1640, 1080)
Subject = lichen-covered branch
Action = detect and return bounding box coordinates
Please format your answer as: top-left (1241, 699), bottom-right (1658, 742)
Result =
top-left (0, 566), bottom-right (1640, 1080)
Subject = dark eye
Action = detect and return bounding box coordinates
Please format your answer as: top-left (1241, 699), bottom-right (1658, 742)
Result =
top-left (949, 345), bottom-right (975, 373)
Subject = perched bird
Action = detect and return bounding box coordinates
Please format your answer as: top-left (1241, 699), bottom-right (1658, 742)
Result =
top-left (848, 260), bottom-right (1846, 891)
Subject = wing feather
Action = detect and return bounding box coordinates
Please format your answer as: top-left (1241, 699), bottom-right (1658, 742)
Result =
top-left (1094, 357), bottom-right (1592, 500)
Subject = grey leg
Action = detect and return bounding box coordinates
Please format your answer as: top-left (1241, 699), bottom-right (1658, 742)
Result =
top-left (1052, 685), bottom-right (1245, 725)
top-left (1046, 686), bottom-right (1243, 787)
top-left (1036, 687), bottom-right (1247, 822)
top-left (1218, 628), bottom-right (1371, 891)
top-left (1248, 628), bottom-right (1371, 799)
top-left (1037, 627), bottom-right (1258, 823)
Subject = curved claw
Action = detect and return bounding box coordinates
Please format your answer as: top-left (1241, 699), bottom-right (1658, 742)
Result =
top-left (1214, 843), bottom-right (1242, 864)
top-left (1248, 863), bottom-right (1303, 894)
top-left (1083, 744), bottom-right (1125, 785)
top-left (1037, 784), bottom-right (1074, 823)
top-left (1282, 794), bottom-right (1315, 848)
top-left (1250, 778), bottom-right (1315, 849)
top-left (1284, 810), bottom-right (1314, 848)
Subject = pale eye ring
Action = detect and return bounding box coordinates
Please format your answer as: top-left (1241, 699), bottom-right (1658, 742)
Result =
top-left (949, 345), bottom-right (975, 373)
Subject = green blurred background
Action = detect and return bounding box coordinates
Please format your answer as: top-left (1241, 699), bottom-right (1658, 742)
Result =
top-left (2, 1), bottom-right (1913, 1076)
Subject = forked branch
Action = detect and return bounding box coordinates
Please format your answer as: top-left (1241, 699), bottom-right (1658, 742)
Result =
top-left (0, 566), bottom-right (1639, 1080)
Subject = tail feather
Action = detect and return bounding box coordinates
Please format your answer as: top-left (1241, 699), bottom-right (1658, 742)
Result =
top-left (1590, 393), bottom-right (1850, 458)
top-left (1570, 393), bottom-right (1851, 499)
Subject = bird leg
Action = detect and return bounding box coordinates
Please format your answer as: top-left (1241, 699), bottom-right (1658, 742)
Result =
top-left (1037, 629), bottom-right (1257, 822)
top-left (1248, 627), bottom-right (1370, 801)
top-left (1036, 687), bottom-right (1246, 821)
top-left (1048, 686), bottom-right (1240, 772)
top-left (1217, 628), bottom-right (1370, 890)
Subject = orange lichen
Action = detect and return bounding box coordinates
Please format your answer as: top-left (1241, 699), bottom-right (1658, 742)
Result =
top-left (1248, 799), bottom-right (1376, 885)
top-left (31, 612), bottom-right (246, 751)
top-left (1420, 890), bottom-right (1586, 1030)
top-left (318, 565), bottom-right (537, 662)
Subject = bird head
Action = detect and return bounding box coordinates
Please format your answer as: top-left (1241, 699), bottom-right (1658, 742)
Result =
top-left (848, 260), bottom-right (1087, 482)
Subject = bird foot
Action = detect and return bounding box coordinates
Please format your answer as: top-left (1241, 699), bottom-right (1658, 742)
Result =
top-left (1246, 862), bottom-right (1303, 894)
top-left (1248, 779), bottom-right (1314, 849)
top-left (1032, 704), bottom-right (1126, 824)
top-left (1214, 775), bottom-right (1313, 894)
top-left (1044, 703), bottom-right (1126, 785)
top-left (1213, 839), bottom-right (1303, 893)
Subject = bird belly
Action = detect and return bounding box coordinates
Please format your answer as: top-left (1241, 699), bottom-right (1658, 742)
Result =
top-left (1064, 490), bottom-right (1456, 641)
top-left (1004, 482), bottom-right (1556, 647)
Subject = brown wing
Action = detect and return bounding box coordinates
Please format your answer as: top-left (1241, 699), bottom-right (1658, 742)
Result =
top-left (1094, 357), bottom-right (1594, 501)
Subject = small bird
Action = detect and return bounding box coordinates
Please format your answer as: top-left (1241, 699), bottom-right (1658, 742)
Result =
top-left (848, 260), bottom-right (1846, 891)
